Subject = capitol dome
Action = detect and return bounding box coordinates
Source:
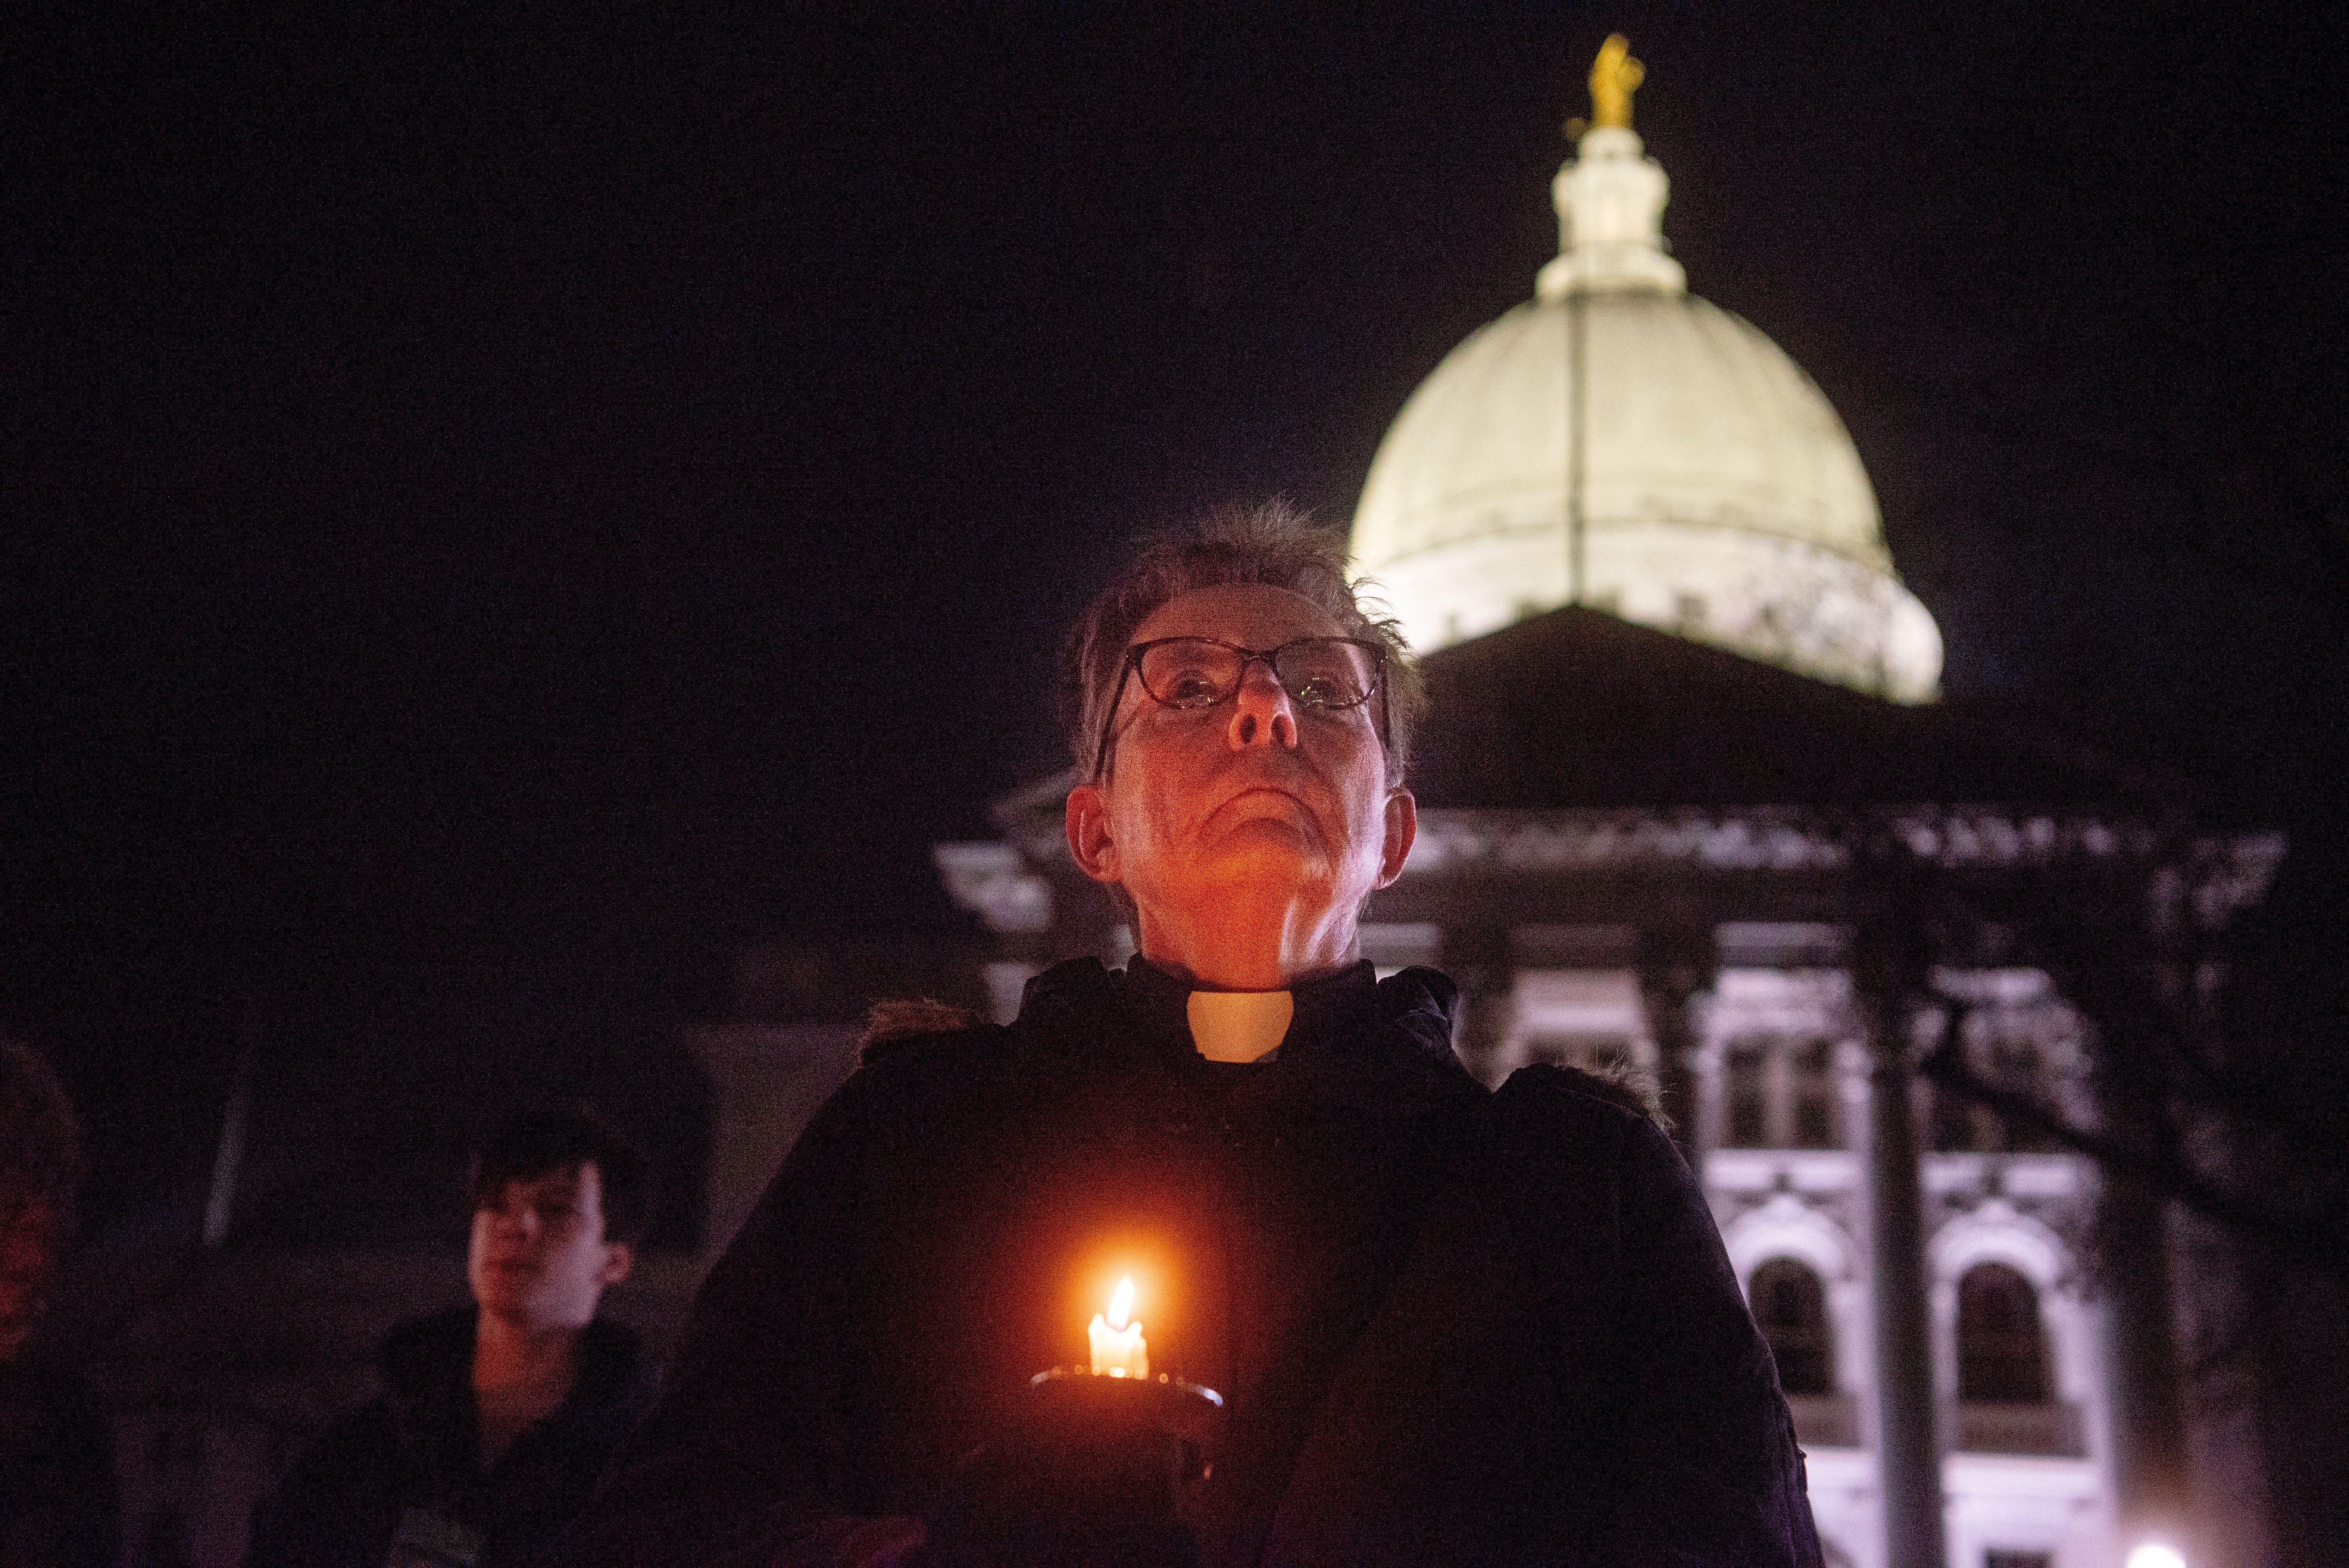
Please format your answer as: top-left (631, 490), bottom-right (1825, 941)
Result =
top-left (1349, 58), bottom-right (1942, 702)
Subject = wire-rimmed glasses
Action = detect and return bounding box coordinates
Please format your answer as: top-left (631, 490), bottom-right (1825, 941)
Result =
top-left (1090, 635), bottom-right (1390, 780)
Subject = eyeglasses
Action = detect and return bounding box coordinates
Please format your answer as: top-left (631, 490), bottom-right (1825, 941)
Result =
top-left (1091, 635), bottom-right (1390, 780)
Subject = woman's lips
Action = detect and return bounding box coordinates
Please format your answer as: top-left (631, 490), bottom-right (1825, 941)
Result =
top-left (1219, 782), bottom-right (1311, 815)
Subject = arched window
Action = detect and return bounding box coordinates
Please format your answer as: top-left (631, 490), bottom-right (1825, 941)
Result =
top-left (1749, 1258), bottom-right (1834, 1396)
top-left (1957, 1262), bottom-right (2050, 1403)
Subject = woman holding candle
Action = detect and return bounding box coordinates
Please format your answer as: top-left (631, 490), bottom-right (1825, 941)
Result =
top-left (558, 507), bottom-right (1823, 1567)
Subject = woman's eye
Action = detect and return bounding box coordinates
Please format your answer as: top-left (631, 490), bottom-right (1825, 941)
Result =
top-left (1292, 677), bottom-right (1342, 706)
top-left (1165, 674), bottom-right (1220, 706)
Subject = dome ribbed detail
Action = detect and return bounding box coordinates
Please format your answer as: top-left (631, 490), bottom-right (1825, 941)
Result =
top-left (1349, 118), bottom-right (1942, 703)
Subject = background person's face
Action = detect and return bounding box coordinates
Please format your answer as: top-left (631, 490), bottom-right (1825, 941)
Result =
top-left (1087, 583), bottom-right (1408, 955)
top-left (467, 1161), bottom-right (630, 1330)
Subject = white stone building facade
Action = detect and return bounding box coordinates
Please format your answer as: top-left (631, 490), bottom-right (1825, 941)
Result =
top-left (1458, 946), bottom-right (2117, 1568)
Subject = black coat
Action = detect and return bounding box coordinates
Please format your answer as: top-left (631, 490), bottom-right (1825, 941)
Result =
top-left (565, 958), bottom-right (1823, 1567)
top-left (244, 1306), bottom-right (656, 1568)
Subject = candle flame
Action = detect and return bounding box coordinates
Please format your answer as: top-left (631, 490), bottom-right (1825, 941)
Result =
top-left (1108, 1276), bottom-right (1136, 1331)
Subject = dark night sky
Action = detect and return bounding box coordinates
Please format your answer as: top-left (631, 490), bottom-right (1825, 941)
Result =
top-left (6, 6), bottom-right (2348, 1235)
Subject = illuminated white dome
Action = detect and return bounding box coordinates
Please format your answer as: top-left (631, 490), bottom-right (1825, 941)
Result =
top-left (1350, 122), bottom-right (1942, 702)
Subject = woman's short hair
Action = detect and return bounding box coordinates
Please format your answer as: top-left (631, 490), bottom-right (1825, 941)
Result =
top-left (1061, 502), bottom-right (1426, 786)
top-left (469, 1110), bottom-right (655, 1249)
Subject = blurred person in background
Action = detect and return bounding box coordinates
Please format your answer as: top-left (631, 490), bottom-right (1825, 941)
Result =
top-left (243, 1112), bottom-right (657, 1568)
top-left (0, 1036), bottom-right (117, 1568)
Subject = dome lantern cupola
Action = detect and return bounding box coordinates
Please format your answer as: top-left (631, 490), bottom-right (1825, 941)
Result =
top-left (1538, 36), bottom-right (1685, 299)
top-left (1350, 39), bottom-right (1943, 703)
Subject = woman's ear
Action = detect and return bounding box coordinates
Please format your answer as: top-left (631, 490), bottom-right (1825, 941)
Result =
top-left (1065, 782), bottom-right (1121, 885)
top-left (1375, 789), bottom-right (1418, 888)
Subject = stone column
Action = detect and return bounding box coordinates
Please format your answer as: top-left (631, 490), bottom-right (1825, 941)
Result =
top-left (1686, 1037), bottom-right (1727, 1163)
top-left (1638, 923), bottom-right (1716, 1164)
top-left (2089, 946), bottom-right (2193, 1557)
top-left (2100, 1176), bottom-right (2191, 1549)
top-left (2103, 871), bottom-right (2202, 1554)
top-left (1764, 1038), bottom-right (1796, 1149)
top-left (1860, 985), bottom-right (1947, 1568)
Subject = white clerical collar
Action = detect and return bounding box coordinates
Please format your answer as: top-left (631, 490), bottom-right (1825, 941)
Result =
top-left (1186, 989), bottom-right (1294, 1064)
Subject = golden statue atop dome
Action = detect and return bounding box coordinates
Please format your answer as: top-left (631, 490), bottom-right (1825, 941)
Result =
top-left (1588, 34), bottom-right (1644, 130)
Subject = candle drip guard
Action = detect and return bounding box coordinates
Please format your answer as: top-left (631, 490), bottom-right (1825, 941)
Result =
top-left (927, 1369), bottom-right (1224, 1568)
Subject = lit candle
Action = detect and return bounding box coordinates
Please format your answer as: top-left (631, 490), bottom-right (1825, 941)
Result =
top-left (1088, 1276), bottom-right (1149, 1378)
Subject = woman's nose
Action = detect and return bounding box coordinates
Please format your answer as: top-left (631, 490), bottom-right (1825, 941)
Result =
top-left (1227, 659), bottom-right (1298, 751)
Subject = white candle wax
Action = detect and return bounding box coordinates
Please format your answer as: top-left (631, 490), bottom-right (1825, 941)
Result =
top-left (1088, 1276), bottom-right (1149, 1378)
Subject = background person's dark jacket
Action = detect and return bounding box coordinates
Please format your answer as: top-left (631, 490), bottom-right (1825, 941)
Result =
top-left (244, 1306), bottom-right (654, 1568)
top-left (563, 957), bottom-right (1823, 1567)
top-left (0, 1354), bottom-right (118, 1568)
